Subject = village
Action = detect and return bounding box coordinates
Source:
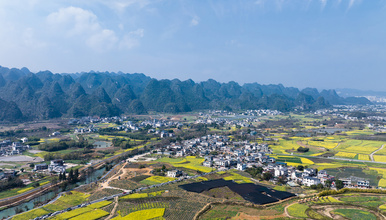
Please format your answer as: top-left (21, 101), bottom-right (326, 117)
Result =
top-left (158, 134), bottom-right (371, 190)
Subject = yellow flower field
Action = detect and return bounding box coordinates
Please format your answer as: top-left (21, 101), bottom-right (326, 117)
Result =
top-left (12, 208), bottom-right (49, 220)
top-left (140, 176), bottom-right (176, 185)
top-left (337, 140), bottom-right (384, 154)
top-left (114, 208), bottom-right (165, 220)
top-left (223, 171), bottom-right (253, 183)
top-left (17, 187), bottom-right (34, 194)
top-left (88, 200), bottom-right (112, 209)
top-left (307, 141), bottom-right (338, 149)
top-left (310, 152), bottom-right (325, 157)
top-left (121, 193), bottom-right (148, 199)
top-left (358, 154), bottom-right (370, 161)
top-left (334, 152), bottom-right (357, 158)
top-left (53, 207), bottom-right (92, 220)
top-left (300, 158), bottom-right (314, 165)
top-left (373, 155), bottom-right (386, 163)
top-left (70, 209), bottom-right (109, 220)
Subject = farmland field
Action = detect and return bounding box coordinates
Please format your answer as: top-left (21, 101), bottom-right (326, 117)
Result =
top-left (334, 151), bottom-right (357, 158)
top-left (140, 176), bottom-right (176, 185)
top-left (52, 207), bottom-right (92, 219)
top-left (332, 209), bottom-right (376, 220)
top-left (155, 156), bottom-right (212, 173)
top-left (69, 209), bottom-right (109, 220)
top-left (287, 203), bottom-right (308, 218)
top-left (113, 208), bottom-right (165, 220)
top-left (12, 208), bottom-right (49, 220)
top-left (335, 140), bottom-right (383, 154)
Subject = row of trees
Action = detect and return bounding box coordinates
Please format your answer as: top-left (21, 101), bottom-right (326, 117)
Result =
top-left (58, 168), bottom-right (79, 184)
top-left (38, 140), bottom-right (93, 152)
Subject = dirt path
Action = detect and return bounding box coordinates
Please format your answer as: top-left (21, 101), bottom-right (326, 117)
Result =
top-left (97, 162), bottom-right (153, 192)
top-left (283, 202), bottom-right (293, 218)
top-left (105, 196), bottom-right (119, 220)
top-left (370, 144), bottom-right (385, 161)
top-left (332, 143), bottom-right (340, 150)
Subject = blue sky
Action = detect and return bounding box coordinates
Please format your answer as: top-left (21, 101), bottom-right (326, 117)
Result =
top-left (0, 0), bottom-right (385, 91)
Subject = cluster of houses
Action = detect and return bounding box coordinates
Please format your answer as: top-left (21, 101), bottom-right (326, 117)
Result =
top-left (0, 140), bottom-right (30, 156)
top-left (155, 134), bottom-right (372, 189)
top-left (74, 125), bottom-right (98, 134)
top-left (34, 159), bottom-right (66, 173)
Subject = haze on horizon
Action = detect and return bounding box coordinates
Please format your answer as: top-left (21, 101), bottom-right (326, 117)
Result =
top-left (0, 0), bottom-right (385, 91)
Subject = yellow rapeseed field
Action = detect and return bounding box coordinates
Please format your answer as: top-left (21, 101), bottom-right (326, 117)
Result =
top-left (373, 155), bottom-right (386, 163)
top-left (112, 208), bottom-right (165, 220)
top-left (358, 154), bottom-right (370, 161)
top-left (334, 152), bottom-right (357, 158)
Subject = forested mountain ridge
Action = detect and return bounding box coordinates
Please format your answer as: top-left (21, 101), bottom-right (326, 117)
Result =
top-left (0, 65), bottom-right (371, 122)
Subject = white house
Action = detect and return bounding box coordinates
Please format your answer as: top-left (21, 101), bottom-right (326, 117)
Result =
top-left (303, 176), bottom-right (321, 187)
top-left (237, 163), bottom-right (246, 171)
top-left (167, 170), bottom-right (183, 178)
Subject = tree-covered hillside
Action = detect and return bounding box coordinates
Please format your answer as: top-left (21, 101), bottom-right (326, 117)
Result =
top-left (0, 65), bottom-right (371, 121)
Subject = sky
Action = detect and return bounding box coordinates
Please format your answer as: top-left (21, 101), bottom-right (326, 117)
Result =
top-left (0, 0), bottom-right (386, 91)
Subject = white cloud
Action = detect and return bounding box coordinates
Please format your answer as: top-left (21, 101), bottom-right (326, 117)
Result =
top-left (190, 16), bottom-right (199, 26)
top-left (255, 0), bottom-right (265, 8)
top-left (47, 6), bottom-right (100, 36)
top-left (46, 6), bottom-right (139, 52)
top-left (22, 28), bottom-right (47, 49)
top-left (348, 0), bottom-right (361, 9)
top-left (102, 0), bottom-right (150, 13)
top-left (119, 29), bottom-right (144, 49)
top-left (87, 29), bottom-right (118, 52)
top-left (320, 0), bottom-right (328, 10)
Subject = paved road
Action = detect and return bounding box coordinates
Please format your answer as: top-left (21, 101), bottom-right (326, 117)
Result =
top-left (370, 144), bottom-right (385, 162)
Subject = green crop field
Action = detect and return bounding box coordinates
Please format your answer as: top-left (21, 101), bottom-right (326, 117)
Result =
top-left (155, 156), bottom-right (212, 172)
top-left (12, 208), bottom-right (49, 220)
top-left (332, 209), bottom-right (376, 220)
top-left (335, 140), bottom-right (383, 155)
top-left (140, 176), bottom-right (176, 185)
top-left (69, 209), bottom-right (109, 220)
top-left (287, 203), bottom-right (309, 218)
top-left (52, 207), bottom-right (92, 219)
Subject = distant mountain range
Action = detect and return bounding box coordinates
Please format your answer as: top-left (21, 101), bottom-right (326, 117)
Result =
top-left (336, 88), bottom-right (386, 98)
top-left (0, 65), bottom-right (371, 122)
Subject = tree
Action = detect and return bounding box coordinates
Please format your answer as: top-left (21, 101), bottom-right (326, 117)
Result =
top-left (58, 173), bottom-right (62, 181)
top-left (29, 163), bottom-right (34, 168)
top-left (74, 169), bottom-right (79, 182)
top-left (335, 180), bottom-right (344, 190)
top-left (262, 172), bottom-right (273, 181)
top-left (297, 165), bottom-right (304, 171)
top-left (20, 168), bottom-right (24, 173)
top-left (68, 169), bottom-right (74, 182)
top-left (325, 180), bottom-right (332, 189)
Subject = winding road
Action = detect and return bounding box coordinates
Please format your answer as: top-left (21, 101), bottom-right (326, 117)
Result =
top-left (370, 144), bottom-right (385, 162)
